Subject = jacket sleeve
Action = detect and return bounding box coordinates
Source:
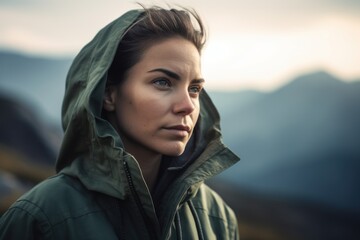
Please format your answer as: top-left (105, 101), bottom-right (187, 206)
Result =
top-left (0, 202), bottom-right (52, 240)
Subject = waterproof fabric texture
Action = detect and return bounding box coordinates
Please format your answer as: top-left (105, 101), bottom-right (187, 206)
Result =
top-left (0, 9), bottom-right (240, 240)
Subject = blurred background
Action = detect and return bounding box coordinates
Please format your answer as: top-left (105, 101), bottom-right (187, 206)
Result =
top-left (1, 0), bottom-right (360, 239)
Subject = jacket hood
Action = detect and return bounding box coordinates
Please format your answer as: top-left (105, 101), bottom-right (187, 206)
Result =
top-left (56, 9), bottom-right (239, 199)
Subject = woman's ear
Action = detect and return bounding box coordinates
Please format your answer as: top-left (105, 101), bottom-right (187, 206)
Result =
top-left (103, 85), bottom-right (117, 112)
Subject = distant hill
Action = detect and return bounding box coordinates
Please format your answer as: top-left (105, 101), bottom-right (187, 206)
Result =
top-left (208, 71), bottom-right (360, 213)
top-left (0, 94), bottom-right (61, 166)
top-left (0, 94), bottom-right (60, 212)
top-left (0, 51), bottom-right (72, 124)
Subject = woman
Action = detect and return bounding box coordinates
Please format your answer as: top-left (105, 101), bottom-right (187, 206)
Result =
top-left (0, 5), bottom-right (240, 239)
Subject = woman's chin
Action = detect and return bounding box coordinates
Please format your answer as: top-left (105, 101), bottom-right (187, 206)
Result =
top-left (159, 142), bottom-right (186, 157)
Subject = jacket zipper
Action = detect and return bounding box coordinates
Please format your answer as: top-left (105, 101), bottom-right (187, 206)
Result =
top-left (123, 160), bottom-right (157, 239)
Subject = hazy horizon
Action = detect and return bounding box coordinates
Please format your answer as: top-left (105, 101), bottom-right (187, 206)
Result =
top-left (1, 0), bottom-right (360, 91)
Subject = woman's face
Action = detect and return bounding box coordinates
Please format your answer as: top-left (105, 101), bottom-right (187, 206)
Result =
top-left (106, 37), bottom-right (204, 158)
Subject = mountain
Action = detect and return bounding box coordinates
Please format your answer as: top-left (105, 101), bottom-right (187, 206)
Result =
top-left (0, 94), bottom-right (61, 166)
top-left (0, 51), bottom-right (72, 124)
top-left (208, 71), bottom-right (360, 213)
top-left (0, 94), bottom-right (60, 212)
top-left (207, 89), bottom-right (264, 116)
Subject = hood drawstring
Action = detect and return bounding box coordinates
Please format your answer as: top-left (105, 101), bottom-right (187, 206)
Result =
top-left (175, 212), bottom-right (183, 240)
top-left (188, 200), bottom-right (205, 240)
top-left (175, 200), bottom-right (204, 240)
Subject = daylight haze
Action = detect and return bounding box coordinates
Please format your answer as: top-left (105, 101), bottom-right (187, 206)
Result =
top-left (1, 0), bottom-right (360, 90)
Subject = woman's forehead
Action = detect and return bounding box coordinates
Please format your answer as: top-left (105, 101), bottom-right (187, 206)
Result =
top-left (138, 38), bottom-right (202, 75)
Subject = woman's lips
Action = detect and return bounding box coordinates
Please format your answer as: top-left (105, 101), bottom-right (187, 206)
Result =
top-left (166, 125), bottom-right (191, 132)
top-left (163, 125), bottom-right (191, 137)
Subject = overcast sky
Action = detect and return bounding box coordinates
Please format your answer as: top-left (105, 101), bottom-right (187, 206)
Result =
top-left (1, 0), bottom-right (360, 90)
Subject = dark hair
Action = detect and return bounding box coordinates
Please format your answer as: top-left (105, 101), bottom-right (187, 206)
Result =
top-left (107, 6), bottom-right (206, 85)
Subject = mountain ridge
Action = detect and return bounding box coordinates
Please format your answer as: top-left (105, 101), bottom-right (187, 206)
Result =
top-left (210, 71), bottom-right (360, 213)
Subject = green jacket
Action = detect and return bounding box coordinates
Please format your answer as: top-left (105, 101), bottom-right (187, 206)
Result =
top-left (0, 9), bottom-right (240, 240)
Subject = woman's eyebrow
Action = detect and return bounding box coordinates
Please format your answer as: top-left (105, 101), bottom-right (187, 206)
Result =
top-left (148, 68), bottom-right (180, 80)
top-left (148, 68), bottom-right (205, 82)
top-left (192, 78), bottom-right (205, 84)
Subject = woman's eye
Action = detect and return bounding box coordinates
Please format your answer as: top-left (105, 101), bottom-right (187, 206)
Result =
top-left (189, 85), bottom-right (203, 94)
top-left (153, 78), bottom-right (171, 88)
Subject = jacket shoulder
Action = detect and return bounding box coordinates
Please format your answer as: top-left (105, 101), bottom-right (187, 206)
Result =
top-left (17, 174), bottom-right (101, 221)
top-left (0, 174), bottom-right (107, 239)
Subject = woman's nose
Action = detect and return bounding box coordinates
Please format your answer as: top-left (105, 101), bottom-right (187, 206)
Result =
top-left (172, 90), bottom-right (196, 115)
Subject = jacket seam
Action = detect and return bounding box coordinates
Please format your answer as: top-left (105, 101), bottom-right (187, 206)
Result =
top-left (51, 209), bottom-right (105, 228)
top-left (16, 199), bottom-right (106, 229)
top-left (9, 203), bottom-right (54, 236)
